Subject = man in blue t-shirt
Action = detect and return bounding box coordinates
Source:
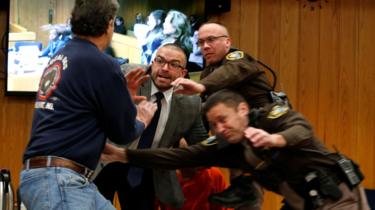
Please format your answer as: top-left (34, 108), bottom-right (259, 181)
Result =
top-left (19, 0), bottom-right (156, 209)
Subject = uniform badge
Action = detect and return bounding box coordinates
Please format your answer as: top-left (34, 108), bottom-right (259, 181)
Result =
top-left (226, 51), bottom-right (244, 61)
top-left (200, 136), bottom-right (218, 146)
top-left (267, 105), bottom-right (289, 119)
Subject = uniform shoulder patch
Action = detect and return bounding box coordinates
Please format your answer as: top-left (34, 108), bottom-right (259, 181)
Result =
top-left (267, 104), bottom-right (289, 119)
top-left (200, 136), bottom-right (218, 146)
top-left (226, 51), bottom-right (244, 61)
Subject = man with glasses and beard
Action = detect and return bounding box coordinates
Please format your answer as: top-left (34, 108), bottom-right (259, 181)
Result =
top-left (94, 43), bottom-right (208, 210)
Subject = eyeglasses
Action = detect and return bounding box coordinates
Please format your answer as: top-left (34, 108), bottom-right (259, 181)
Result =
top-left (197, 35), bottom-right (228, 47)
top-left (153, 56), bottom-right (185, 70)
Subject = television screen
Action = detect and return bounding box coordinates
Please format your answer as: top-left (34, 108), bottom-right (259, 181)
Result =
top-left (5, 0), bottom-right (206, 95)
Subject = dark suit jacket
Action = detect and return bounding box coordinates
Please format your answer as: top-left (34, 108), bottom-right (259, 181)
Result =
top-left (122, 64), bottom-right (208, 208)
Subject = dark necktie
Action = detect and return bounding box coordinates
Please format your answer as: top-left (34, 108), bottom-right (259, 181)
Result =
top-left (127, 92), bottom-right (164, 187)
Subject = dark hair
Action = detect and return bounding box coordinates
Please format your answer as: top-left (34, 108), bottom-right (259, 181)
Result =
top-left (203, 89), bottom-right (247, 114)
top-left (165, 10), bottom-right (193, 55)
top-left (149, 9), bottom-right (166, 32)
top-left (70, 0), bottom-right (119, 37)
top-left (115, 16), bottom-right (124, 25)
top-left (114, 16), bottom-right (127, 34)
top-left (189, 15), bottom-right (202, 31)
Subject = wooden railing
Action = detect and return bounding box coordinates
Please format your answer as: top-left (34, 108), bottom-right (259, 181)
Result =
top-left (111, 33), bottom-right (142, 64)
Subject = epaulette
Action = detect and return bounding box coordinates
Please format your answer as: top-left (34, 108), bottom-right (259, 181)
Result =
top-left (200, 136), bottom-right (218, 146)
top-left (225, 51), bottom-right (244, 61)
top-left (267, 104), bottom-right (289, 119)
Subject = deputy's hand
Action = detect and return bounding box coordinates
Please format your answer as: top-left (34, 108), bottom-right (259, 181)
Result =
top-left (136, 100), bottom-right (157, 128)
top-left (100, 143), bottom-right (128, 163)
top-left (126, 67), bottom-right (149, 103)
top-left (244, 127), bottom-right (286, 148)
top-left (171, 78), bottom-right (205, 95)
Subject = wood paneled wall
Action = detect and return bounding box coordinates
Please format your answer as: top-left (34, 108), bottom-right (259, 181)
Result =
top-left (209, 0), bottom-right (375, 208)
top-left (0, 4), bottom-right (33, 192)
top-left (0, 0), bottom-right (374, 209)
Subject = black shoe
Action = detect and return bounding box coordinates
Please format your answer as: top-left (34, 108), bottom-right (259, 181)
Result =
top-left (209, 175), bottom-right (258, 209)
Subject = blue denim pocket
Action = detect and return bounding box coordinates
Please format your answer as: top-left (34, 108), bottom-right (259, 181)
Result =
top-left (20, 168), bottom-right (49, 184)
top-left (19, 168), bottom-right (52, 210)
top-left (20, 168), bottom-right (115, 210)
top-left (56, 168), bottom-right (89, 189)
top-left (57, 168), bottom-right (98, 209)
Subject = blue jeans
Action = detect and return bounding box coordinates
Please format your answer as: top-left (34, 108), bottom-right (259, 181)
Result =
top-left (19, 167), bottom-right (116, 210)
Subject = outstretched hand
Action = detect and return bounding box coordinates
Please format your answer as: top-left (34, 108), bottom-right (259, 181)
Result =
top-left (171, 78), bottom-right (206, 95)
top-left (126, 67), bottom-right (149, 103)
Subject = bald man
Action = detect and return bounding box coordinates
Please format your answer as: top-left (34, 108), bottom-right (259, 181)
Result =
top-left (172, 23), bottom-right (273, 108)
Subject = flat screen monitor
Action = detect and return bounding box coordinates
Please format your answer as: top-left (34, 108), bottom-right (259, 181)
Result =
top-left (4, 0), bottom-right (206, 96)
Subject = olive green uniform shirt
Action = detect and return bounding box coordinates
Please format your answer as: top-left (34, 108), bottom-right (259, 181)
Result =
top-left (127, 103), bottom-right (336, 192)
top-left (200, 49), bottom-right (273, 107)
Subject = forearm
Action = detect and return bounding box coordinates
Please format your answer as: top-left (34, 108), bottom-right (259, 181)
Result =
top-left (127, 147), bottom-right (209, 169)
top-left (270, 134), bottom-right (287, 148)
top-left (100, 67), bottom-right (141, 144)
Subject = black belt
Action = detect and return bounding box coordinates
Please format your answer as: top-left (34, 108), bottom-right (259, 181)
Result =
top-left (23, 156), bottom-right (94, 179)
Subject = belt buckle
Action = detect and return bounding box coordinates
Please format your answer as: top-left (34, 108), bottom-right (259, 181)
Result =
top-left (83, 167), bottom-right (93, 179)
top-left (46, 156), bottom-right (53, 167)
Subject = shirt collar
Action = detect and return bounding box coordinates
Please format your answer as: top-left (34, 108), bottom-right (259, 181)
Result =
top-left (150, 82), bottom-right (173, 104)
